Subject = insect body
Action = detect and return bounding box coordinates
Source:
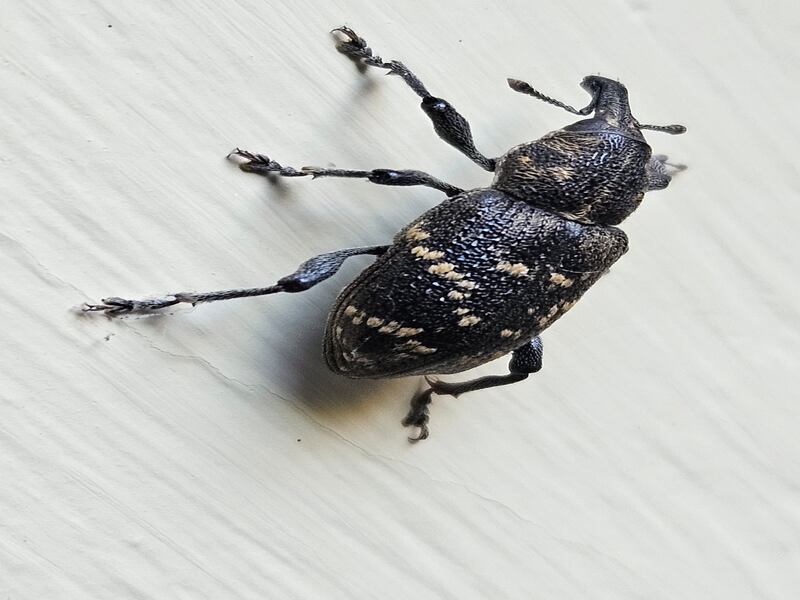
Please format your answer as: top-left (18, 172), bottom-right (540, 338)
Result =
top-left (85, 27), bottom-right (686, 441)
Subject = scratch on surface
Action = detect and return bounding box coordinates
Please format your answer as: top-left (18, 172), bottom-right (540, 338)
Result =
top-left (0, 231), bottom-right (95, 299)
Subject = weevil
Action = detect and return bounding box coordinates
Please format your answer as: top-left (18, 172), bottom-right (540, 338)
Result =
top-left (85, 27), bottom-right (686, 441)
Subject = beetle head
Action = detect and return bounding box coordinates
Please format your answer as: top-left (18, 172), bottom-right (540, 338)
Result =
top-left (507, 75), bottom-right (686, 138)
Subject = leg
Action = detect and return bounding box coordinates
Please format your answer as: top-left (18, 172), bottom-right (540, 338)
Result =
top-left (646, 154), bottom-right (687, 191)
top-left (228, 149), bottom-right (463, 197)
top-left (83, 245), bottom-right (389, 316)
top-left (332, 26), bottom-right (496, 172)
top-left (402, 337), bottom-right (543, 442)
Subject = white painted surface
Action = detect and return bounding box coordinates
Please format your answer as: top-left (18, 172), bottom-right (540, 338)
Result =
top-left (2, 1), bottom-right (799, 598)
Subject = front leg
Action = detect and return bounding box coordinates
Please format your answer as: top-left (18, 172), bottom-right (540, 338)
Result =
top-left (332, 26), bottom-right (496, 172)
top-left (228, 149), bottom-right (463, 197)
top-left (84, 245), bottom-right (389, 316)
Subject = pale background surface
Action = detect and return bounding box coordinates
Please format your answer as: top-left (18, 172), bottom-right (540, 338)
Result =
top-left (2, 1), bottom-right (799, 598)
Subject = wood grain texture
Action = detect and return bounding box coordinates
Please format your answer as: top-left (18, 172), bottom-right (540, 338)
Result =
top-left (2, 1), bottom-right (799, 598)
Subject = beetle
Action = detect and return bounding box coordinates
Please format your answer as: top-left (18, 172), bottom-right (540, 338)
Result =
top-left (85, 26), bottom-right (686, 441)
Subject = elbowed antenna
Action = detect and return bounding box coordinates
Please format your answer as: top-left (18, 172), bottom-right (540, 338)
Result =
top-left (507, 78), bottom-right (595, 116)
top-left (507, 77), bottom-right (687, 135)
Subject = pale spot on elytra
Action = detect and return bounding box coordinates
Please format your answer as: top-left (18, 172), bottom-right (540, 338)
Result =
top-left (549, 272), bottom-right (574, 287)
top-left (428, 262), bottom-right (454, 275)
top-left (366, 317), bottom-right (384, 328)
top-left (453, 308), bottom-right (470, 315)
top-left (537, 305), bottom-right (560, 328)
top-left (394, 327), bottom-right (423, 338)
top-left (413, 345), bottom-right (437, 354)
top-left (344, 305), bottom-right (358, 316)
top-left (457, 280), bottom-right (476, 289)
top-left (561, 299), bottom-right (577, 312)
top-left (458, 315), bottom-right (481, 327)
top-left (411, 246), bottom-right (445, 260)
top-left (500, 329), bottom-right (521, 338)
top-left (447, 290), bottom-right (464, 301)
top-left (496, 261), bottom-right (529, 277)
top-left (443, 271), bottom-right (465, 280)
top-left (427, 262), bottom-right (466, 281)
top-left (405, 224), bottom-right (431, 241)
top-left (378, 321), bottom-right (401, 334)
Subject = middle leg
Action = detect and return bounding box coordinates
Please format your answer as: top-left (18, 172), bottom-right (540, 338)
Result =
top-left (228, 149), bottom-right (464, 197)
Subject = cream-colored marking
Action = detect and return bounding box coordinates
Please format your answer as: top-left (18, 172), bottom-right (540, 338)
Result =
top-left (366, 317), bottom-right (384, 328)
top-left (499, 329), bottom-right (522, 338)
top-left (458, 315), bottom-right (482, 327)
top-left (405, 224), bottom-right (431, 241)
top-left (496, 261), bottom-right (530, 277)
top-left (549, 166), bottom-right (574, 181)
top-left (411, 245), bottom-right (428, 257)
top-left (428, 262), bottom-right (455, 275)
top-left (394, 327), bottom-right (424, 337)
top-left (351, 315), bottom-right (364, 325)
top-left (561, 300), bottom-right (577, 311)
top-left (457, 280), bottom-right (477, 289)
top-left (378, 321), bottom-right (401, 334)
top-left (344, 305), bottom-right (358, 316)
top-left (453, 308), bottom-right (470, 316)
top-left (335, 325), bottom-right (343, 338)
top-left (413, 345), bottom-right (437, 354)
top-left (443, 271), bottom-right (465, 280)
top-left (411, 245), bottom-right (445, 260)
top-left (549, 272), bottom-right (575, 288)
top-left (537, 305), bottom-right (560, 329)
top-left (447, 290), bottom-right (464, 301)
top-left (527, 308), bottom-right (535, 315)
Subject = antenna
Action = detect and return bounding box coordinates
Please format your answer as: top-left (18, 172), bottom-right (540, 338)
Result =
top-left (507, 78), bottom-right (595, 116)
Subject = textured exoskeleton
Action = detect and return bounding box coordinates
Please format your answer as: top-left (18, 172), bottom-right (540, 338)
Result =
top-left (85, 27), bottom-right (685, 441)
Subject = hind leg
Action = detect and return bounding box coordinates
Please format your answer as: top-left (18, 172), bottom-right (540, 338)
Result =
top-left (84, 245), bottom-right (389, 316)
top-left (402, 337), bottom-right (543, 441)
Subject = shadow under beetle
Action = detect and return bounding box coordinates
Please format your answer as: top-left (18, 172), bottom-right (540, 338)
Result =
top-left (85, 26), bottom-right (686, 441)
